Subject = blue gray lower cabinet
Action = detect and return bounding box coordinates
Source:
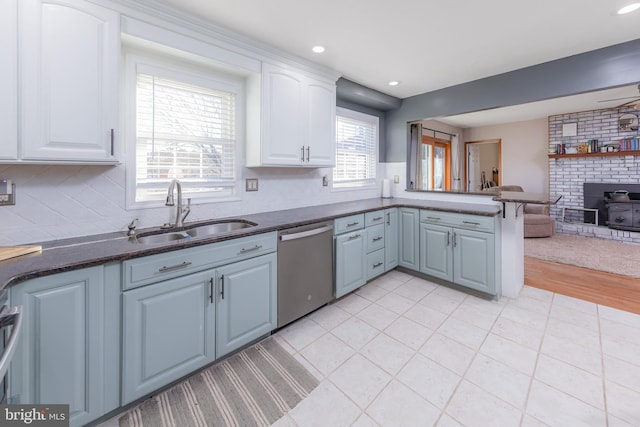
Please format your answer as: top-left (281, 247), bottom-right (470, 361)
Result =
top-left (215, 253), bottom-right (277, 359)
top-left (384, 208), bottom-right (399, 270)
top-left (419, 211), bottom-right (498, 296)
top-left (335, 230), bottom-right (367, 298)
top-left (122, 252), bottom-right (277, 405)
top-left (122, 269), bottom-right (217, 404)
top-left (398, 208), bottom-right (420, 270)
top-left (9, 266), bottom-right (108, 427)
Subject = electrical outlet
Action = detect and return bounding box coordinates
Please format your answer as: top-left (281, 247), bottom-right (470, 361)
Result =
top-left (322, 175), bottom-right (329, 186)
top-left (245, 178), bottom-right (259, 192)
top-left (0, 180), bottom-right (15, 206)
top-left (394, 175), bottom-right (400, 184)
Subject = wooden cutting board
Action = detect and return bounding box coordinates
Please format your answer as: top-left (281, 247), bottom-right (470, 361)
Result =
top-left (0, 245), bottom-right (42, 262)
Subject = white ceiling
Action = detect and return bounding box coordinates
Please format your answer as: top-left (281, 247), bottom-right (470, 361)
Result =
top-left (156, 0), bottom-right (640, 99)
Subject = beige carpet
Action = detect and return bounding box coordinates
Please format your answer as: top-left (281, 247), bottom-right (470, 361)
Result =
top-left (524, 234), bottom-right (640, 279)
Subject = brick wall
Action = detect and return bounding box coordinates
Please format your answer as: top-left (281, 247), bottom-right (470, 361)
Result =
top-left (548, 106), bottom-right (640, 241)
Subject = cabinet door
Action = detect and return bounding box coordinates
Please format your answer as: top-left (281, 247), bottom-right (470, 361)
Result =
top-left (216, 253), bottom-right (277, 358)
top-left (385, 208), bottom-right (399, 270)
top-left (260, 63), bottom-right (305, 165)
top-left (122, 270), bottom-right (215, 404)
top-left (306, 79), bottom-right (336, 166)
top-left (20, 0), bottom-right (119, 162)
top-left (0, 0), bottom-right (18, 160)
top-left (335, 232), bottom-right (366, 298)
top-left (398, 208), bottom-right (419, 270)
top-left (10, 267), bottom-right (105, 427)
top-left (453, 228), bottom-right (496, 295)
top-left (420, 223), bottom-right (453, 281)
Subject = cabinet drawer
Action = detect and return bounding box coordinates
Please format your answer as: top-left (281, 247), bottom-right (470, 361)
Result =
top-left (367, 249), bottom-right (385, 280)
top-left (122, 232), bottom-right (277, 290)
top-left (366, 224), bottom-right (385, 253)
top-left (334, 214), bottom-right (364, 234)
top-left (420, 210), bottom-right (494, 233)
top-left (365, 210), bottom-right (386, 227)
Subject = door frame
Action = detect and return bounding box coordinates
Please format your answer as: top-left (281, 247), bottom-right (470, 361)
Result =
top-left (421, 135), bottom-right (451, 191)
top-left (464, 139), bottom-right (502, 192)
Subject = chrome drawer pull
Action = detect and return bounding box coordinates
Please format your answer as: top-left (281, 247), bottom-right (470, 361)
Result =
top-left (462, 221), bottom-right (480, 226)
top-left (372, 216), bottom-right (383, 221)
top-left (158, 261), bottom-right (192, 272)
top-left (348, 234), bottom-right (361, 240)
top-left (239, 244), bottom-right (263, 254)
top-left (426, 216), bottom-right (441, 220)
top-left (346, 221), bottom-right (360, 227)
top-left (373, 262), bottom-right (383, 268)
top-left (373, 236), bottom-right (383, 242)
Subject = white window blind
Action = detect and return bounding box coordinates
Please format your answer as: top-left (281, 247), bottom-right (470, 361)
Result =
top-left (135, 72), bottom-right (237, 202)
top-left (334, 108), bottom-right (378, 188)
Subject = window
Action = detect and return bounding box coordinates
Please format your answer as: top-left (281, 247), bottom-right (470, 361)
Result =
top-left (333, 107), bottom-right (378, 189)
top-left (125, 49), bottom-right (243, 208)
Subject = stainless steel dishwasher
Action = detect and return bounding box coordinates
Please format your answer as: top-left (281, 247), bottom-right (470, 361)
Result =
top-left (277, 222), bottom-right (334, 327)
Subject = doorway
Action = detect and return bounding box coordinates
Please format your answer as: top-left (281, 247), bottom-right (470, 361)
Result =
top-left (420, 135), bottom-right (451, 191)
top-left (465, 139), bottom-right (501, 192)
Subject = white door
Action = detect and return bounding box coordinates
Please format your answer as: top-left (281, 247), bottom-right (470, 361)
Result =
top-left (467, 144), bottom-right (481, 191)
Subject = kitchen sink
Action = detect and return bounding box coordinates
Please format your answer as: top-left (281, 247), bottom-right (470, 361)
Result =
top-left (134, 231), bottom-right (191, 244)
top-left (185, 220), bottom-right (256, 237)
top-left (133, 220), bottom-right (256, 244)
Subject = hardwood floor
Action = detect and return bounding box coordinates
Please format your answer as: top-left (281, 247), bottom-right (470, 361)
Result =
top-left (524, 256), bottom-right (640, 315)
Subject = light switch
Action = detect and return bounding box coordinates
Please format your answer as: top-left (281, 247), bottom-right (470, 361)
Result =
top-left (0, 179), bottom-right (15, 206)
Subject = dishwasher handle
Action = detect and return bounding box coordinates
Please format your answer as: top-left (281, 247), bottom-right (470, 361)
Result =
top-left (280, 224), bottom-right (333, 241)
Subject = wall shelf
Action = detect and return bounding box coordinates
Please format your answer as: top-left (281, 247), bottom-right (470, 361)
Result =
top-left (548, 150), bottom-right (640, 159)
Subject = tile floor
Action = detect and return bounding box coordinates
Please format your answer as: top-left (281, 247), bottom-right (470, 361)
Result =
top-left (270, 270), bottom-right (640, 427)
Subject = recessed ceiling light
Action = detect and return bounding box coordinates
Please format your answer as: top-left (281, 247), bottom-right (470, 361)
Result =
top-left (388, 81), bottom-right (399, 86)
top-left (618, 3), bottom-right (640, 14)
top-left (312, 46), bottom-right (325, 53)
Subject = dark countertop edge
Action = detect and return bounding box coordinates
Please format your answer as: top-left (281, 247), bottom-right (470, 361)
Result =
top-left (491, 192), bottom-right (563, 204)
top-left (0, 197), bottom-right (501, 290)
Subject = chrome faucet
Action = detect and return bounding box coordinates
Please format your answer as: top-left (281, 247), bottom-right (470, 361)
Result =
top-left (165, 179), bottom-right (191, 228)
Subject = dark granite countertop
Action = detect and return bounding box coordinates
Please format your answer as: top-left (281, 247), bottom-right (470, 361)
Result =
top-left (0, 197), bottom-right (501, 291)
top-left (492, 191), bottom-right (562, 204)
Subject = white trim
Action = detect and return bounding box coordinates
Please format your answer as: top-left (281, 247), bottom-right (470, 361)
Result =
top-left (123, 46), bottom-right (245, 210)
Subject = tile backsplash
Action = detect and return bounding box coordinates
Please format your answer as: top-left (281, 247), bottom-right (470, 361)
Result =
top-left (0, 163), bottom-right (384, 245)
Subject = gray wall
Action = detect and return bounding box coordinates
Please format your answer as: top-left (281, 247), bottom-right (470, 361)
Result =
top-left (385, 38), bottom-right (640, 162)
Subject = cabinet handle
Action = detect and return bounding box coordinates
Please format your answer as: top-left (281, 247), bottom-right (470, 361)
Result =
top-left (110, 129), bottom-right (114, 156)
top-left (348, 233), bottom-right (361, 240)
top-left (373, 262), bottom-right (383, 268)
top-left (373, 236), bottom-right (383, 242)
top-left (373, 216), bottom-right (383, 222)
top-left (306, 146), bottom-right (310, 162)
top-left (447, 231), bottom-right (450, 247)
top-left (427, 216), bottom-right (441, 221)
top-left (220, 275), bottom-right (225, 300)
top-left (386, 212), bottom-right (391, 225)
top-left (452, 232), bottom-right (457, 247)
top-left (346, 222), bottom-right (360, 227)
top-left (158, 261), bottom-right (192, 273)
top-left (462, 220), bottom-right (480, 226)
top-left (239, 244), bottom-right (263, 254)
top-left (209, 278), bottom-right (214, 303)
top-left (301, 146), bottom-right (305, 162)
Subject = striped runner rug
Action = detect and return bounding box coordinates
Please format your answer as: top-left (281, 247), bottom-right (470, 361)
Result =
top-left (119, 338), bottom-right (318, 427)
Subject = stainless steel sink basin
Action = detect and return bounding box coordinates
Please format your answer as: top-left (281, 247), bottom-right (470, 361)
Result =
top-left (134, 231), bottom-right (190, 244)
top-left (133, 220), bottom-right (256, 244)
top-left (185, 220), bottom-right (256, 237)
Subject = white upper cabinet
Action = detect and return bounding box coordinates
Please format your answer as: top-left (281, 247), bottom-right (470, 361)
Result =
top-left (19, 0), bottom-right (120, 163)
top-left (247, 63), bottom-right (336, 167)
top-left (0, 0), bottom-right (18, 160)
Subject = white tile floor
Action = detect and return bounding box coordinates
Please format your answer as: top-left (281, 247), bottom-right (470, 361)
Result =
top-left (271, 270), bottom-right (640, 427)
